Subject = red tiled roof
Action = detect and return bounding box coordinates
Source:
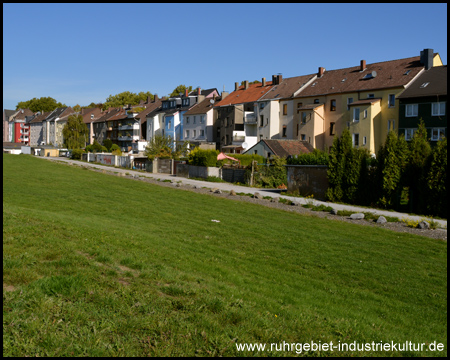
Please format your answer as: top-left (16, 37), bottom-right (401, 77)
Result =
top-left (214, 81), bottom-right (275, 107)
top-left (295, 55), bottom-right (428, 98)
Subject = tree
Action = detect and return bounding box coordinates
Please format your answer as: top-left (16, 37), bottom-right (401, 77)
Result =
top-left (62, 114), bottom-right (89, 150)
top-left (73, 104), bottom-right (81, 113)
top-left (16, 97), bottom-right (67, 113)
top-left (145, 134), bottom-right (174, 159)
top-left (169, 85), bottom-right (193, 98)
top-left (240, 80), bottom-right (261, 86)
top-left (425, 137), bottom-right (447, 218)
top-left (102, 91), bottom-right (153, 110)
top-left (404, 119), bottom-right (432, 213)
top-left (103, 138), bottom-right (113, 152)
top-left (376, 131), bottom-right (409, 208)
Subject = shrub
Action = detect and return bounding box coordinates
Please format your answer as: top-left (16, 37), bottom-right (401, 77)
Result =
top-left (111, 144), bottom-right (122, 156)
top-left (287, 149), bottom-right (329, 165)
top-left (254, 156), bottom-right (287, 188)
top-left (71, 149), bottom-right (85, 160)
top-left (188, 148), bottom-right (219, 167)
top-left (103, 138), bottom-right (113, 152)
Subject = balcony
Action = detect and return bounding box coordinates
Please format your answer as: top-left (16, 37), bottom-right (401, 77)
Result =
top-left (118, 135), bottom-right (133, 141)
top-left (244, 112), bottom-right (257, 124)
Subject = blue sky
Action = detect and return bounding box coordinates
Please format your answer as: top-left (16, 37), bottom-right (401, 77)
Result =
top-left (3, 3), bottom-right (447, 110)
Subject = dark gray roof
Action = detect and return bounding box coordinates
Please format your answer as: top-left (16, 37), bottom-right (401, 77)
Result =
top-left (4, 109), bottom-right (16, 118)
top-left (44, 107), bottom-right (68, 122)
top-left (397, 65), bottom-right (447, 99)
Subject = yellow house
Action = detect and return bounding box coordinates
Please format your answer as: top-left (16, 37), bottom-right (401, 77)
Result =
top-left (291, 49), bottom-right (443, 154)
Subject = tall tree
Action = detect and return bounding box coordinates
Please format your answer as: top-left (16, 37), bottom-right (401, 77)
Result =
top-left (16, 97), bottom-right (67, 113)
top-left (404, 119), bottom-right (432, 213)
top-left (62, 114), bottom-right (89, 149)
top-left (169, 85), bottom-right (193, 98)
top-left (102, 91), bottom-right (153, 110)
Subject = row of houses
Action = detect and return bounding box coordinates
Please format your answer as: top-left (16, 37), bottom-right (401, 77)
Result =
top-left (3, 48), bottom-right (446, 157)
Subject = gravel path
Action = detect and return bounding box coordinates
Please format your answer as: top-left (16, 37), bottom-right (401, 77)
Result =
top-left (42, 157), bottom-right (447, 241)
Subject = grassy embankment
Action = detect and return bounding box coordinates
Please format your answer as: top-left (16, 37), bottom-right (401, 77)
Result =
top-left (3, 154), bottom-right (447, 356)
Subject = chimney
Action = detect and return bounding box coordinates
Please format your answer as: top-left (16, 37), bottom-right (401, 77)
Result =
top-left (81, 108), bottom-right (85, 115)
top-left (277, 74), bottom-right (283, 84)
top-left (221, 91), bottom-right (229, 99)
top-left (147, 96), bottom-right (152, 104)
top-left (272, 75), bottom-right (277, 85)
top-left (197, 87), bottom-right (201, 95)
top-left (420, 48), bottom-right (433, 70)
top-left (139, 99), bottom-right (144, 105)
top-left (262, 77), bottom-right (266, 86)
top-left (244, 80), bottom-right (249, 90)
top-left (153, 94), bottom-right (158, 102)
top-left (318, 67), bottom-right (325, 77)
top-left (360, 60), bottom-right (366, 71)
top-left (235, 82), bottom-right (239, 91)
top-left (185, 89), bottom-right (189, 97)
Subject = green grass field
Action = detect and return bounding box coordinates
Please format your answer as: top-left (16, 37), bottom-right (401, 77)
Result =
top-left (3, 154), bottom-right (447, 356)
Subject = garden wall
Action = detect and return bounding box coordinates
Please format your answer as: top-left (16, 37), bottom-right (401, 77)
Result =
top-left (286, 165), bottom-right (329, 200)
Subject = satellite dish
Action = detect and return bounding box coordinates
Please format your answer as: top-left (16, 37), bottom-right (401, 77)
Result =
top-left (371, 71), bottom-right (377, 78)
top-left (242, 142), bottom-right (248, 149)
top-left (210, 99), bottom-right (215, 105)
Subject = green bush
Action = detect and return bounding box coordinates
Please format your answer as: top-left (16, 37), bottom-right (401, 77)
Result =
top-left (188, 148), bottom-right (219, 167)
top-left (218, 153), bottom-right (265, 167)
top-left (254, 156), bottom-right (287, 188)
top-left (71, 149), bottom-right (85, 160)
top-left (287, 149), bottom-right (329, 165)
top-left (103, 138), bottom-right (113, 152)
top-left (111, 144), bottom-right (122, 156)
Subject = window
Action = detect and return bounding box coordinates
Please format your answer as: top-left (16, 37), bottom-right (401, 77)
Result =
top-left (405, 104), bottom-right (418, 117)
top-left (404, 128), bottom-right (417, 141)
top-left (200, 129), bottom-right (205, 137)
top-left (282, 125), bottom-right (287, 137)
top-left (367, 93), bottom-right (375, 99)
top-left (313, 99), bottom-right (319, 104)
top-left (185, 130), bottom-right (189, 138)
top-left (186, 117), bottom-right (190, 124)
top-left (432, 102), bottom-right (446, 116)
top-left (388, 119), bottom-right (395, 131)
top-left (260, 115), bottom-right (264, 127)
top-left (193, 116), bottom-right (196, 124)
top-left (300, 134), bottom-right (306, 141)
top-left (431, 128), bottom-right (445, 141)
top-left (364, 109), bottom-right (368, 119)
top-left (200, 115), bottom-right (204, 124)
top-left (347, 97), bottom-right (353, 110)
top-left (301, 112), bottom-right (307, 124)
top-left (297, 124), bottom-right (299, 136)
top-left (283, 104), bottom-right (288, 115)
top-left (353, 108), bottom-right (360, 122)
top-left (297, 102), bottom-right (303, 114)
top-left (352, 133), bottom-right (359, 146)
top-left (388, 94), bottom-right (395, 108)
top-left (226, 135), bottom-right (229, 145)
top-left (330, 122), bottom-right (335, 136)
top-left (260, 102), bottom-right (265, 109)
top-left (330, 99), bottom-right (336, 111)
top-left (363, 136), bottom-right (367, 145)
top-left (167, 120), bottom-right (171, 129)
top-left (193, 130), bottom-right (196, 138)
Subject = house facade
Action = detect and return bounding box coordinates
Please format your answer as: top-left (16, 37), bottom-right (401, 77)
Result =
top-left (29, 111), bottom-right (51, 146)
top-left (182, 96), bottom-right (218, 147)
top-left (397, 65), bottom-right (447, 143)
top-left (214, 80), bottom-right (275, 152)
top-left (290, 49), bottom-right (443, 154)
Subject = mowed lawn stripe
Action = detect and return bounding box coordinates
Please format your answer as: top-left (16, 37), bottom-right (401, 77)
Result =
top-left (3, 154), bottom-right (447, 356)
